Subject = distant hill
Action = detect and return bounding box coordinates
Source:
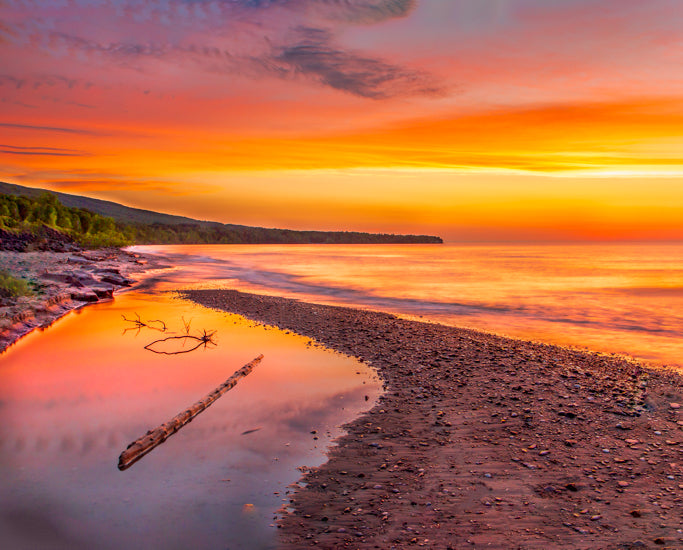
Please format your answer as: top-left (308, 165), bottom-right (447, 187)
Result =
top-left (0, 181), bottom-right (211, 226)
top-left (0, 181), bottom-right (443, 245)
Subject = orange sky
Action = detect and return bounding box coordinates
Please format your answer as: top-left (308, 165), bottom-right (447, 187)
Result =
top-left (1, 0), bottom-right (681, 241)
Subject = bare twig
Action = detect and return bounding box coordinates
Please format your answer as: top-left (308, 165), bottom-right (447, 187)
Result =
top-left (122, 312), bottom-right (146, 328)
top-left (144, 329), bottom-right (217, 355)
top-left (122, 312), bottom-right (166, 333)
top-left (147, 319), bottom-right (167, 331)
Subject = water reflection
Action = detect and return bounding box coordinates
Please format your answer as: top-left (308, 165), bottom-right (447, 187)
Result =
top-left (134, 243), bottom-right (683, 369)
top-left (0, 290), bottom-right (381, 549)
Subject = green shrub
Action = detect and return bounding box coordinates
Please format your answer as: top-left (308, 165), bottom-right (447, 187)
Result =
top-left (0, 270), bottom-right (32, 297)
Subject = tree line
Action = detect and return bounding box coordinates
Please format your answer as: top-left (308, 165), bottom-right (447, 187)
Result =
top-left (0, 192), bottom-right (130, 247)
top-left (0, 192), bottom-right (442, 247)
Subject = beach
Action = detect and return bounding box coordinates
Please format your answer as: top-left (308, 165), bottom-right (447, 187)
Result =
top-left (0, 249), bottom-right (161, 353)
top-left (2, 249), bottom-right (682, 549)
top-left (183, 289), bottom-right (683, 549)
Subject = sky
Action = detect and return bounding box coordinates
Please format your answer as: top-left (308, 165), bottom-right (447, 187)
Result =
top-left (1, 0), bottom-right (682, 241)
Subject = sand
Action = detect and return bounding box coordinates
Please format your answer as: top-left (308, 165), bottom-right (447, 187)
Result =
top-left (0, 248), bottom-right (162, 353)
top-left (181, 289), bottom-right (683, 550)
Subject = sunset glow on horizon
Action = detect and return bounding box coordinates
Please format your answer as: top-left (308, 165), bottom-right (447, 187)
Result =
top-left (1, 0), bottom-right (682, 241)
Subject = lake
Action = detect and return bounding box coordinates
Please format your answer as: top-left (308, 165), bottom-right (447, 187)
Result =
top-left (1, 241), bottom-right (681, 549)
top-left (138, 242), bottom-right (683, 370)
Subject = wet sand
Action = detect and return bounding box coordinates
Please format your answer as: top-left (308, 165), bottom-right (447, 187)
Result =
top-left (182, 289), bottom-right (683, 550)
top-left (0, 249), bottom-right (162, 353)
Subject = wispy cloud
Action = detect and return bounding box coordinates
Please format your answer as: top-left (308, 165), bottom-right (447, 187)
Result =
top-left (0, 123), bottom-right (102, 135)
top-left (308, 0), bottom-right (417, 24)
top-left (0, 144), bottom-right (89, 157)
top-left (1, 0), bottom-right (439, 99)
top-left (268, 27), bottom-right (442, 98)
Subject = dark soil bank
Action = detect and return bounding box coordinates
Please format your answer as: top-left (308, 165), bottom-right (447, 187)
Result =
top-left (182, 289), bottom-right (683, 550)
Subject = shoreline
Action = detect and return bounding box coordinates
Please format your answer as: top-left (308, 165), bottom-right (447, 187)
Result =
top-left (0, 248), bottom-right (164, 353)
top-left (181, 289), bottom-right (683, 549)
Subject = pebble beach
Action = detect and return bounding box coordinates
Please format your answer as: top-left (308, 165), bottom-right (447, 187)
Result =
top-left (182, 289), bottom-right (683, 550)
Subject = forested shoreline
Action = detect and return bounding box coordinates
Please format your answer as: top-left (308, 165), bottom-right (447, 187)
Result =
top-left (0, 192), bottom-right (442, 248)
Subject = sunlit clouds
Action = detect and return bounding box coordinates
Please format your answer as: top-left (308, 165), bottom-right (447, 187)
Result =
top-left (1, 0), bottom-right (681, 240)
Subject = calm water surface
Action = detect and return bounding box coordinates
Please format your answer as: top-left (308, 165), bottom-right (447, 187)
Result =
top-left (137, 243), bottom-right (683, 369)
top-left (0, 275), bottom-right (381, 549)
top-left (2, 242), bottom-right (680, 549)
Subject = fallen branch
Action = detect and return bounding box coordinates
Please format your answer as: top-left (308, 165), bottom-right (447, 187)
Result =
top-left (147, 319), bottom-right (167, 331)
top-left (122, 312), bottom-right (167, 334)
top-left (143, 329), bottom-right (216, 355)
top-left (118, 354), bottom-right (264, 471)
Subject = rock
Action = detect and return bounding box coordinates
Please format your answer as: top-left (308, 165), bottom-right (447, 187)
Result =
top-left (67, 255), bottom-right (91, 264)
top-left (70, 270), bottom-right (102, 286)
top-left (670, 403), bottom-right (681, 409)
top-left (91, 286), bottom-right (114, 299)
top-left (70, 289), bottom-right (99, 302)
top-left (100, 274), bottom-right (132, 287)
top-left (41, 273), bottom-right (84, 287)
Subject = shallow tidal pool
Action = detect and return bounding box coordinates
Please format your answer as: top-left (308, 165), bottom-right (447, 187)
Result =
top-left (0, 288), bottom-right (381, 549)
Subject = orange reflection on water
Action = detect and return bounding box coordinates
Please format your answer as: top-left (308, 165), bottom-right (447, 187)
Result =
top-left (0, 290), bottom-right (381, 550)
top-left (137, 243), bottom-right (683, 370)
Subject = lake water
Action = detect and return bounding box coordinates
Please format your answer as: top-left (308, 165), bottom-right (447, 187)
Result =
top-left (1, 242), bottom-right (681, 549)
top-left (137, 243), bottom-right (683, 370)
top-left (0, 269), bottom-right (382, 549)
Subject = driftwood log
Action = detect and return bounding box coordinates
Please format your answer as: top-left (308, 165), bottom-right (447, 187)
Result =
top-left (118, 354), bottom-right (264, 471)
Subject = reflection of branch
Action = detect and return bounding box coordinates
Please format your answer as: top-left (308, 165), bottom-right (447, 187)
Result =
top-left (122, 313), bottom-right (167, 333)
top-left (147, 319), bottom-right (167, 331)
top-left (122, 312), bottom-right (145, 327)
top-left (144, 329), bottom-right (217, 355)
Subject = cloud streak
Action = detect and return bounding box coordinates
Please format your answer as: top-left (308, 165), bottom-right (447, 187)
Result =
top-left (0, 144), bottom-right (88, 157)
top-left (269, 27), bottom-right (442, 98)
top-left (307, 0), bottom-right (417, 24)
top-left (1, 0), bottom-right (437, 99)
top-left (0, 123), bottom-right (101, 135)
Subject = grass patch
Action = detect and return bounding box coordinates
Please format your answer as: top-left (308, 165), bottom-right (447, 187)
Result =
top-left (0, 270), bottom-right (32, 297)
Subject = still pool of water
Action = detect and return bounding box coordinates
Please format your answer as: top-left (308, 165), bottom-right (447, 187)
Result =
top-left (0, 286), bottom-right (382, 549)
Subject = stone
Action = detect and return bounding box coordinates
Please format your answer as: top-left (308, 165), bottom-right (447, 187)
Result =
top-left (70, 289), bottom-right (99, 302)
top-left (100, 273), bottom-right (132, 286)
top-left (90, 286), bottom-right (114, 299)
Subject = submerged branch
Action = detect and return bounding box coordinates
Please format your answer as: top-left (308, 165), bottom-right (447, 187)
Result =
top-left (122, 312), bottom-right (167, 333)
top-left (144, 329), bottom-right (216, 355)
top-left (118, 354), bottom-right (264, 471)
top-left (147, 319), bottom-right (167, 331)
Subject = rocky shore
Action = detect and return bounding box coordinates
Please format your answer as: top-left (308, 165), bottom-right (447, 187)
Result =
top-left (0, 248), bottom-right (157, 352)
top-left (182, 289), bottom-right (682, 550)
